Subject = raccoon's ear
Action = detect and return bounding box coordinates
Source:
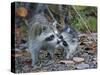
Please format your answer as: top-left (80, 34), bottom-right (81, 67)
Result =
top-left (42, 26), bottom-right (47, 31)
top-left (64, 15), bottom-right (70, 25)
top-left (64, 16), bottom-right (67, 25)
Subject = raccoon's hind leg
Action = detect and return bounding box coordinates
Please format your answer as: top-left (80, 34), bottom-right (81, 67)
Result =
top-left (30, 49), bottom-right (39, 66)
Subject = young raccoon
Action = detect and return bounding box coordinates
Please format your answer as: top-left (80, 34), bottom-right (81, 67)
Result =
top-left (27, 4), bottom-right (78, 66)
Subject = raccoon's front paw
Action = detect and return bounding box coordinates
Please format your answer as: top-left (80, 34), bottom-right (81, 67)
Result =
top-left (66, 56), bottom-right (70, 59)
top-left (31, 62), bottom-right (36, 67)
top-left (66, 54), bottom-right (73, 59)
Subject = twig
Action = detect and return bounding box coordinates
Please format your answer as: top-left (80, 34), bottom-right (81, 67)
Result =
top-left (72, 6), bottom-right (96, 42)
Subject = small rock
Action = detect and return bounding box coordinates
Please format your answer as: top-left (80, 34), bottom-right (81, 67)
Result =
top-left (25, 48), bottom-right (30, 52)
top-left (82, 53), bottom-right (93, 63)
top-left (15, 51), bottom-right (22, 57)
top-left (87, 50), bottom-right (95, 55)
top-left (22, 65), bottom-right (33, 73)
top-left (92, 61), bottom-right (97, 64)
top-left (76, 63), bottom-right (89, 69)
top-left (82, 53), bottom-right (89, 57)
top-left (73, 57), bottom-right (84, 63)
top-left (89, 61), bottom-right (97, 68)
top-left (93, 57), bottom-right (97, 61)
top-left (15, 48), bottom-right (20, 51)
top-left (19, 43), bottom-right (28, 49)
top-left (15, 53), bottom-right (22, 57)
top-left (59, 60), bottom-right (74, 64)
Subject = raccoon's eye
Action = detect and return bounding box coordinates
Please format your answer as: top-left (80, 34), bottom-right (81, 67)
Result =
top-left (63, 41), bottom-right (68, 47)
top-left (59, 35), bottom-right (63, 40)
top-left (45, 35), bottom-right (54, 41)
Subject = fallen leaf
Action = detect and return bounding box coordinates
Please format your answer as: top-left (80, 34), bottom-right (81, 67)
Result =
top-left (16, 7), bottom-right (28, 17)
top-left (22, 60), bottom-right (32, 65)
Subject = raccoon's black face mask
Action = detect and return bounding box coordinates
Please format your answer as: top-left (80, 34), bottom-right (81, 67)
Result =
top-left (45, 33), bottom-right (68, 48)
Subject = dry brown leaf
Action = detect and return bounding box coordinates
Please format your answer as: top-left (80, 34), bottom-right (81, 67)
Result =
top-left (22, 60), bottom-right (32, 65)
top-left (16, 7), bottom-right (28, 17)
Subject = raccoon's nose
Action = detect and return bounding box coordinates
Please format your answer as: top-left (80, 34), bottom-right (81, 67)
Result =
top-left (59, 35), bottom-right (63, 40)
top-left (57, 40), bottom-right (60, 44)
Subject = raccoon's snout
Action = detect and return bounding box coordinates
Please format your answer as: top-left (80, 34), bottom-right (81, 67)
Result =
top-left (57, 40), bottom-right (68, 47)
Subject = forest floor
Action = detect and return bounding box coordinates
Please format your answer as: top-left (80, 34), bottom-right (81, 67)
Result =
top-left (12, 33), bottom-right (97, 73)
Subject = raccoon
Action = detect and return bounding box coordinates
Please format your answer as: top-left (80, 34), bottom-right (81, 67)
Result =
top-left (28, 13), bottom-right (78, 66)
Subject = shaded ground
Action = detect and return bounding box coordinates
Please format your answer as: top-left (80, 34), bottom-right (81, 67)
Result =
top-left (12, 33), bottom-right (97, 73)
